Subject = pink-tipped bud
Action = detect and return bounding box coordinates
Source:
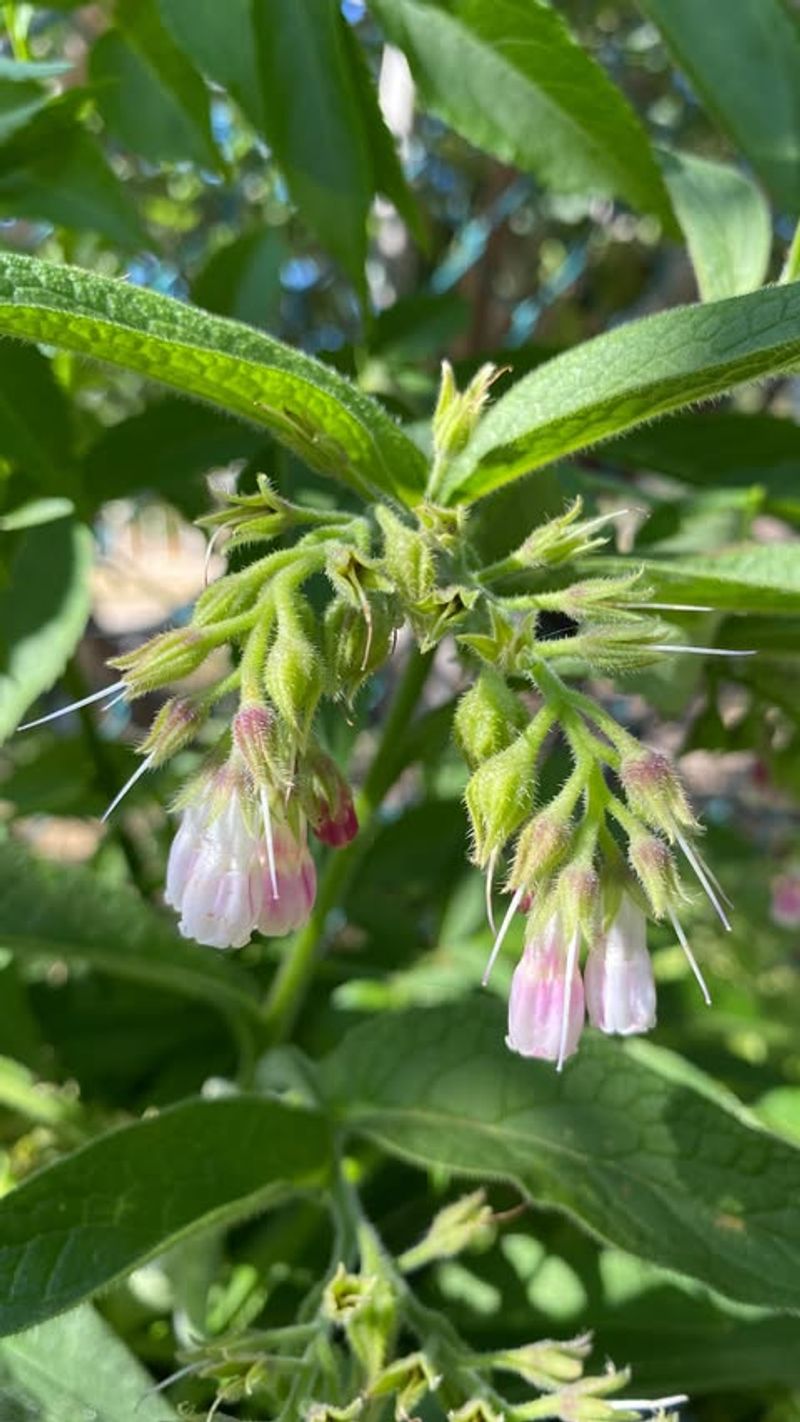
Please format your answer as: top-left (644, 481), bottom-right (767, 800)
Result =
top-left (233, 703), bottom-right (276, 785)
top-left (771, 872), bottom-right (800, 929)
top-left (506, 917), bottom-right (585, 1063)
top-left (299, 747), bottom-right (359, 849)
top-left (620, 749), bottom-right (696, 837)
top-left (585, 895), bottom-right (656, 1037)
top-left (628, 832), bottom-right (680, 919)
top-left (140, 697), bottom-right (205, 766)
top-left (509, 812), bottom-right (569, 892)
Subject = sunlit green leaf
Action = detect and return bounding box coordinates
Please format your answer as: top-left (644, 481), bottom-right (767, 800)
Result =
top-left (661, 149), bottom-right (772, 301)
top-left (0, 253), bottom-right (427, 505)
top-left (0, 1096), bottom-right (330, 1333)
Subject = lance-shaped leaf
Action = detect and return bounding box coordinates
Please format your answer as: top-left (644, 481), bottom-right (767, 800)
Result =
top-left (0, 1096), bottom-right (330, 1334)
top-left (328, 997), bottom-right (800, 1312)
top-left (661, 149), bottom-right (772, 302)
top-left (0, 252), bottom-right (427, 505)
top-left (369, 0), bottom-right (674, 224)
top-left (638, 0), bottom-right (800, 213)
top-left (442, 281), bottom-right (800, 504)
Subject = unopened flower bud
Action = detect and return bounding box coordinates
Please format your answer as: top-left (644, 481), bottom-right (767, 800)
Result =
top-left (300, 745), bottom-right (359, 848)
top-left (557, 864), bottom-right (601, 944)
top-left (628, 833), bottom-right (681, 919)
top-left (620, 750), bottom-right (696, 838)
top-left (493, 1333), bottom-right (592, 1392)
top-left (513, 498), bottom-right (621, 571)
top-left (322, 1264), bottom-right (377, 1325)
top-left (232, 703), bottom-right (277, 786)
top-left (585, 895), bottom-right (656, 1037)
top-left (465, 716), bottom-right (551, 866)
top-left (370, 1352), bottom-right (441, 1417)
top-left (433, 360), bottom-right (498, 461)
top-left (306, 1401), bottom-right (364, 1422)
top-left (376, 505), bottom-right (435, 607)
top-left (398, 1189), bottom-right (495, 1274)
top-left (139, 697), bottom-right (205, 766)
top-left (454, 671), bottom-right (527, 768)
top-left (264, 601), bottom-right (324, 746)
top-left (509, 813), bottom-right (570, 892)
top-left (506, 917), bottom-right (585, 1064)
top-left (324, 594), bottom-right (398, 701)
top-left (110, 627), bottom-right (210, 694)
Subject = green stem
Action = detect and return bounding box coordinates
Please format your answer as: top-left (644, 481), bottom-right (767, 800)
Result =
top-left (260, 645), bottom-right (434, 1043)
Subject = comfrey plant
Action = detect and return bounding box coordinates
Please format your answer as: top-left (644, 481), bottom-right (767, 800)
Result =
top-left (24, 362), bottom-right (742, 1076)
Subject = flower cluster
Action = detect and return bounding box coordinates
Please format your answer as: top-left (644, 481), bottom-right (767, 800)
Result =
top-left (18, 365), bottom-right (742, 1057)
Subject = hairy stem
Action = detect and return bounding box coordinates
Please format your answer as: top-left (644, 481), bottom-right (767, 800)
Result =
top-left (260, 644), bottom-right (434, 1043)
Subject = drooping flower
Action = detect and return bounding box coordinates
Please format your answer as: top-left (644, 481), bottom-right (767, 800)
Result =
top-left (165, 764), bottom-right (315, 950)
top-left (584, 894), bottom-right (656, 1037)
top-left (506, 916), bottom-right (585, 1067)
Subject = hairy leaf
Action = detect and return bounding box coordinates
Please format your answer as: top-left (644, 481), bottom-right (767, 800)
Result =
top-left (0, 253), bottom-right (426, 504)
top-left (661, 149), bottom-right (772, 301)
top-left (0, 520), bottom-right (92, 743)
top-left (329, 998), bottom-right (800, 1311)
top-left (639, 0), bottom-right (800, 212)
top-left (444, 282), bottom-right (800, 503)
top-left (595, 543), bottom-right (800, 615)
top-left (0, 1305), bottom-right (177, 1421)
top-left (370, 0), bottom-right (673, 223)
top-left (0, 1097), bottom-right (330, 1334)
top-left (0, 842), bottom-right (264, 1029)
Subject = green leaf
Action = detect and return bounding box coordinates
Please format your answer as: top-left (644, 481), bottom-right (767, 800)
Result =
top-left (0, 342), bottom-right (74, 491)
top-left (638, 0), bottom-right (800, 212)
top-left (0, 842), bottom-right (265, 1030)
top-left (252, 0), bottom-right (372, 290)
top-left (0, 78), bottom-right (51, 145)
top-left (605, 410), bottom-right (800, 493)
top-left (329, 997), bottom-right (800, 1312)
top-left (0, 519), bottom-right (92, 742)
top-left (0, 499), bottom-right (74, 531)
top-left (191, 228), bottom-right (286, 329)
top-left (91, 0), bottom-right (219, 170)
top-left (661, 149), bottom-right (772, 301)
top-left (0, 253), bottom-right (427, 505)
top-left (341, 20), bottom-right (424, 244)
top-left (158, 0), bottom-right (263, 126)
top-left (369, 0), bottom-right (673, 224)
top-left (0, 1096), bottom-right (330, 1334)
top-left (0, 1304), bottom-right (177, 1421)
top-left (595, 543), bottom-right (800, 615)
top-left (0, 58), bottom-right (72, 81)
top-left (443, 282), bottom-right (800, 504)
top-left (0, 104), bottom-right (146, 247)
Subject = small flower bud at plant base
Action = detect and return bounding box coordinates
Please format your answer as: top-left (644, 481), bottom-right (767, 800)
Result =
top-left (453, 670), bottom-right (527, 767)
top-left (584, 894), bottom-right (656, 1037)
top-left (620, 749), bottom-right (697, 838)
top-left (506, 916), bottom-right (585, 1065)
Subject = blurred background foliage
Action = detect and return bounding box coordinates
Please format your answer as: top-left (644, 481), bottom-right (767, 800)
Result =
top-left (0, 1), bottom-right (800, 1419)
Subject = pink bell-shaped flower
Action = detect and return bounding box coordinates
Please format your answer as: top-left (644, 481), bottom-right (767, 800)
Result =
top-left (165, 765), bottom-right (316, 949)
top-left (584, 894), bottom-right (656, 1036)
top-left (506, 916), bottom-right (585, 1068)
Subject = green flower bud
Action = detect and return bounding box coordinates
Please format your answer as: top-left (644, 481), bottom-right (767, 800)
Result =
top-left (370, 1351), bottom-right (441, 1419)
top-left (454, 672), bottom-right (528, 768)
top-left (513, 498), bottom-right (624, 570)
top-left (433, 360), bottom-right (499, 461)
top-left (376, 505), bottom-right (435, 608)
top-left (465, 713), bottom-right (553, 866)
top-left (398, 1189), bottom-right (496, 1274)
top-left (628, 831), bottom-right (682, 919)
top-left (306, 1400), bottom-right (364, 1422)
top-left (139, 696), bottom-right (205, 766)
top-left (509, 813), bottom-right (572, 894)
top-left (264, 598), bottom-right (324, 747)
top-left (324, 595), bottom-right (399, 702)
top-left (448, 1403), bottom-right (504, 1422)
top-left (491, 1332), bottom-right (592, 1392)
top-left (620, 750), bottom-right (697, 839)
top-left (110, 627), bottom-right (211, 694)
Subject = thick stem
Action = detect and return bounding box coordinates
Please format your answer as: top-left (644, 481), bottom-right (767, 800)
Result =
top-left (260, 645), bottom-right (434, 1042)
